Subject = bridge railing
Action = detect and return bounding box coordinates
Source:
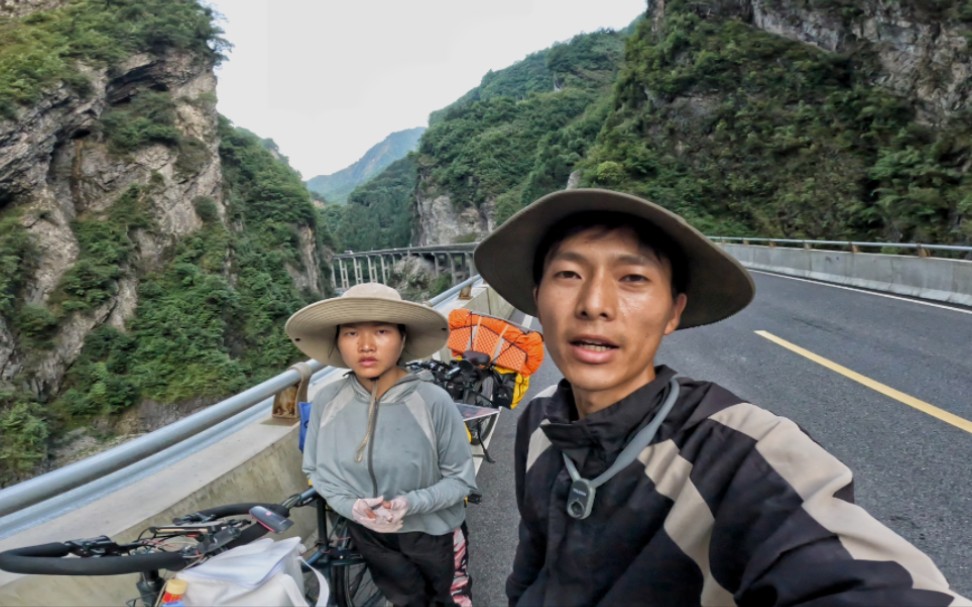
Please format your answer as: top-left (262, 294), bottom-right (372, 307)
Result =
top-left (710, 237), bottom-right (972, 258)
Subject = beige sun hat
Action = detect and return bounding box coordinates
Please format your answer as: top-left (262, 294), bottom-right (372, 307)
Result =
top-left (285, 283), bottom-right (449, 368)
top-left (474, 188), bottom-right (755, 329)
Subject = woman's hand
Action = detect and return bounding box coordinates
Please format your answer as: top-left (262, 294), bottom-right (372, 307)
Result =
top-left (382, 496), bottom-right (409, 524)
top-left (352, 497), bottom-right (404, 532)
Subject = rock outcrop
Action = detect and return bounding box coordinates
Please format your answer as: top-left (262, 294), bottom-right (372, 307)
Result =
top-left (0, 46), bottom-right (223, 398)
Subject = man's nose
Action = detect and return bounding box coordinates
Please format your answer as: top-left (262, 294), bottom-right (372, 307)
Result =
top-left (576, 273), bottom-right (615, 320)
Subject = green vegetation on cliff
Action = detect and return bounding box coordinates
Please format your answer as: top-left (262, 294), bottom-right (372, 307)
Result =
top-left (418, 30), bottom-right (628, 225)
top-left (580, 3), bottom-right (972, 242)
top-left (0, 0), bottom-right (226, 118)
top-left (325, 155), bottom-right (418, 252)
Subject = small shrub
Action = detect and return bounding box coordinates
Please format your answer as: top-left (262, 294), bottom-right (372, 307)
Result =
top-left (193, 196), bottom-right (219, 223)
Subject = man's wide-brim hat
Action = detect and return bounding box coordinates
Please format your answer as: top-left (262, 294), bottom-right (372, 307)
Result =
top-left (285, 283), bottom-right (449, 368)
top-left (474, 188), bottom-right (755, 329)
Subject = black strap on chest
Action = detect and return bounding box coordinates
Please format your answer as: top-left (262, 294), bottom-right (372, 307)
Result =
top-left (562, 377), bottom-right (680, 520)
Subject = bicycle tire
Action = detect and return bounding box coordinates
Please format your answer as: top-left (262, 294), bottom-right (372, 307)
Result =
top-left (0, 542), bottom-right (187, 576)
top-left (329, 518), bottom-right (386, 607)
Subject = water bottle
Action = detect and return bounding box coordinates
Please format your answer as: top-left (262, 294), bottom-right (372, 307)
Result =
top-left (158, 578), bottom-right (188, 606)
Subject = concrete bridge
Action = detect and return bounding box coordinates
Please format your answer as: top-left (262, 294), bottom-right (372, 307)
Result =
top-left (332, 244), bottom-right (476, 290)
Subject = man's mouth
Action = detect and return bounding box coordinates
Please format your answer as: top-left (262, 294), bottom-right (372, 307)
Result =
top-left (571, 338), bottom-right (618, 352)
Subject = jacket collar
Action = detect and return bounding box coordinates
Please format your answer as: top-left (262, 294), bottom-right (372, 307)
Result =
top-left (540, 366), bottom-right (678, 477)
top-left (344, 369), bottom-right (422, 403)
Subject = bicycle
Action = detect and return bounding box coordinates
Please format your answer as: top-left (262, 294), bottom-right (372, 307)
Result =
top-left (408, 350), bottom-right (513, 458)
top-left (0, 487), bottom-right (384, 607)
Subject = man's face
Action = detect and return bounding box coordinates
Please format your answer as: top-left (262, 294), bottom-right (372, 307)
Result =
top-left (534, 226), bottom-right (687, 414)
top-left (337, 322), bottom-right (404, 380)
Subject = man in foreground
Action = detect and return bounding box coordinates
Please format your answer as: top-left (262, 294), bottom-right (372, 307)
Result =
top-left (473, 188), bottom-right (968, 606)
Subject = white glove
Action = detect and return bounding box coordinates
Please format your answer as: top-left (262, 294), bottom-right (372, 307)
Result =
top-left (379, 496), bottom-right (408, 524)
top-left (351, 497), bottom-right (403, 533)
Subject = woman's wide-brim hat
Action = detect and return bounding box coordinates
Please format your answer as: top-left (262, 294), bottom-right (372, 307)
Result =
top-left (473, 188), bottom-right (755, 329)
top-left (285, 283), bottom-right (449, 368)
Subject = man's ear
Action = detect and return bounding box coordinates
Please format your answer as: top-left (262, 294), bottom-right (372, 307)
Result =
top-left (533, 286), bottom-right (541, 319)
top-left (664, 293), bottom-right (688, 336)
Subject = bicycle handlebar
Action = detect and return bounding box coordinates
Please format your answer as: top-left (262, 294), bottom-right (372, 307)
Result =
top-left (0, 501), bottom-right (287, 577)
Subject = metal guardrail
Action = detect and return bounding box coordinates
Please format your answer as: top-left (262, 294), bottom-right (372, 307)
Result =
top-left (710, 237), bottom-right (972, 255)
top-left (0, 275), bottom-right (482, 531)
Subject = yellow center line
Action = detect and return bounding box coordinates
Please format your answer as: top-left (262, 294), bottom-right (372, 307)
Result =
top-left (754, 330), bottom-right (972, 435)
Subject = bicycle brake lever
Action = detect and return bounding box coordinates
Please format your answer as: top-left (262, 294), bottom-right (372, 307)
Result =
top-left (172, 511), bottom-right (215, 525)
top-left (186, 526), bottom-right (242, 557)
top-left (66, 536), bottom-right (117, 557)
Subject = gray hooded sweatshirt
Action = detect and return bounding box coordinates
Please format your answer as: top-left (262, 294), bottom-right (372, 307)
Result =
top-left (302, 372), bottom-right (478, 535)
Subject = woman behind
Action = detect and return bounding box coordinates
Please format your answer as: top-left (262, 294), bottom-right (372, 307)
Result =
top-left (286, 283), bottom-right (477, 607)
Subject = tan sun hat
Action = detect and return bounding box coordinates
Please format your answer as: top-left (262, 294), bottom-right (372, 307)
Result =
top-left (285, 283), bottom-right (449, 368)
top-left (474, 188), bottom-right (755, 329)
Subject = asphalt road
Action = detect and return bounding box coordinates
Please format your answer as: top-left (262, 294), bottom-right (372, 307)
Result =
top-left (466, 271), bottom-right (972, 604)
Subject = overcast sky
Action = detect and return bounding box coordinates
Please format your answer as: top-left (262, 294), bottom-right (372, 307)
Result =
top-left (204, 0), bottom-right (646, 179)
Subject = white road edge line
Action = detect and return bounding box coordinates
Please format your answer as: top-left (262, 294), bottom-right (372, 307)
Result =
top-left (749, 269), bottom-right (972, 315)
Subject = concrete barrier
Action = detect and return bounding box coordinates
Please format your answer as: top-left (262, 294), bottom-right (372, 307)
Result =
top-left (723, 244), bottom-right (972, 307)
top-left (0, 283), bottom-right (514, 606)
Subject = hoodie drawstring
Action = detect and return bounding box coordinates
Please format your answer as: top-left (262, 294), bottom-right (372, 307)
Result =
top-left (355, 380), bottom-right (380, 463)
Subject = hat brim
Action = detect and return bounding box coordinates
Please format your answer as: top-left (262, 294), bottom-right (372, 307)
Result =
top-left (285, 298), bottom-right (449, 367)
top-left (473, 189), bottom-right (755, 329)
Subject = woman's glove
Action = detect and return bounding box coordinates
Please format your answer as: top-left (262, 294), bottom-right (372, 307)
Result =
top-left (351, 497), bottom-right (404, 533)
top-left (381, 496), bottom-right (409, 524)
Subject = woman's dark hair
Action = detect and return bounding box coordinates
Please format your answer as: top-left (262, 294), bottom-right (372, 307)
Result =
top-left (531, 211), bottom-right (688, 298)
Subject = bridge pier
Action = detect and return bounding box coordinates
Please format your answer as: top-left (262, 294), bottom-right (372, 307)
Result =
top-left (367, 256), bottom-right (376, 282)
top-left (353, 258), bottom-right (363, 285)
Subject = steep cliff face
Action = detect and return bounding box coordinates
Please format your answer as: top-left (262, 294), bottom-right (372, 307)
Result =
top-left (0, 47), bottom-right (222, 399)
top-left (0, 0), bottom-right (329, 484)
top-left (735, 0), bottom-right (968, 122)
top-left (413, 193), bottom-right (495, 246)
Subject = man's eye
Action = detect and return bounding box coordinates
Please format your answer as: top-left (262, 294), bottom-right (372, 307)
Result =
top-left (621, 274), bottom-right (649, 282)
top-left (553, 270), bottom-right (579, 279)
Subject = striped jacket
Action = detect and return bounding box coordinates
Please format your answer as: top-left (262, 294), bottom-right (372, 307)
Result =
top-left (507, 366), bottom-right (967, 606)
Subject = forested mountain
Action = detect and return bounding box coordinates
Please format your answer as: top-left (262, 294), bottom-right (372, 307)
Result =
top-left (341, 0), bottom-right (970, 250)
top-left (0, 0), bottom-right (334, 485)
top-left (2, 0), bottom-right (969, 486)
top-left (305, 126), bottom-right (425, 204)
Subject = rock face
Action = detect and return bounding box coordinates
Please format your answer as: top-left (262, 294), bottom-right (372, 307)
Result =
top-left (412, 193), bottom-right (495, 246)
top-left (744, 0), bottom-right (970, 123)
top-left (0, 47), bottom-right (223, 398)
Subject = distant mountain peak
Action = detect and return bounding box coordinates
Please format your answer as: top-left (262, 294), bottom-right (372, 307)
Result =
top-left (305, 126), bottom-right (425, 203)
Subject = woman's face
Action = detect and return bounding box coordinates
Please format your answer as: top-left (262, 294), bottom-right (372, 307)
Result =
top-left (336, 322), bottom-right (405, 380)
